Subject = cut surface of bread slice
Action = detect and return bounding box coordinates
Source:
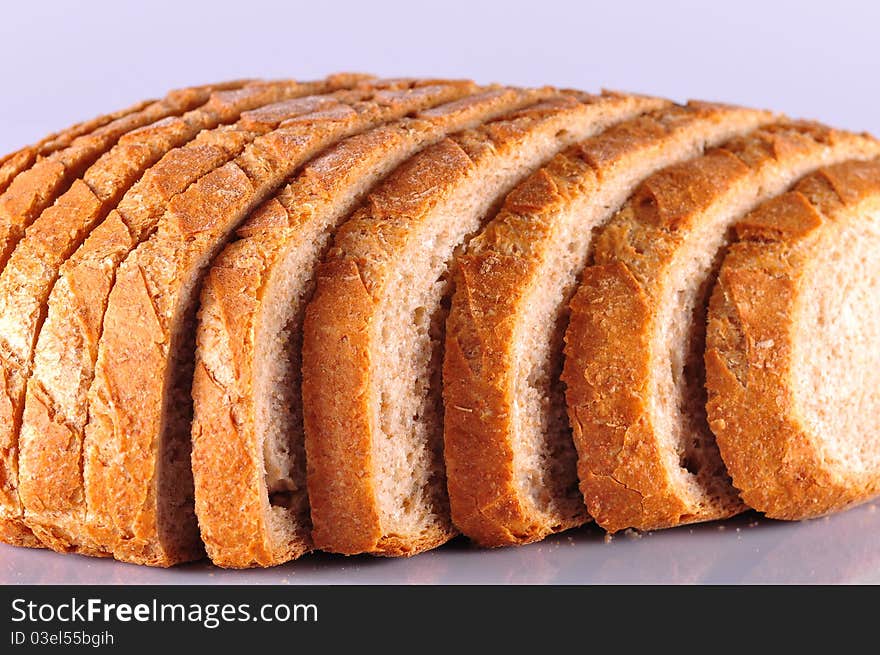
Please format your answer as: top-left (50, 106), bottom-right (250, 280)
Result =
top-left (192, 86), bottom-right (543, 568)
top-left (562, 122), bottom-right (880, 533)
top-left (706, 158), bottom-right (880, 519)
top-left (443, 101), bottom-right (775, 547)
top-left (15, 79), bottom-right (362, 555)
top-left (0, 96), bottom-right (158, 193)
top-left (301, 91), bottom-right (668, 557)
top-left (0, 81), bottom-right (250, 273)
top-left (83, 79), bottom-right (476, 567)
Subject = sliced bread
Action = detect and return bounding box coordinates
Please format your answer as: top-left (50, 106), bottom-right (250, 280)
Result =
top-left (16, 78), bottom-right (362, 554)
top-left (562, 123), bottom-right (880, 533)
top-left (82, 80), bottom-right (476, 566)
top-left (191, 86), bottom-right (543, 568)
top-left (0, 96), bottom-right (158, 193)
top-left (443, 101), bottom-right (774, 547)
top-left (0, 81), bottom-right (249, 272)
top-left (705, 158), bottom-right (880, 519)
top-left (301, 91), bottom-right (668, 557)
top-left (0, 80), bottom-right (256, 547)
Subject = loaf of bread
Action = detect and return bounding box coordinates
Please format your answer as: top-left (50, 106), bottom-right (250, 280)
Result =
top-left (0, 73), bottom-right (876, 568)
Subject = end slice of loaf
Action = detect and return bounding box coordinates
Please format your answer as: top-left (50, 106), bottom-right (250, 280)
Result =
top-left (191, 86), bottom-right (544, 568)
top-left (82, 80), bottom-right (476, 567)
top-left (443, 101), bottom-right (774, 547)
top-left (562, 122), bottom-right (880, 533)
top-left (706, 158), bottom-right (880, 518)
top-left (301, 91), bottom-right (667, 557)
top-left (0, 96), bottom-right (158, 193)
top-left (16, 78), bottom-right (358, 556)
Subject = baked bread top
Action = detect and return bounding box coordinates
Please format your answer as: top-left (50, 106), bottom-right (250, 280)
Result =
top-left (706, 157), bottom-right (880, 519)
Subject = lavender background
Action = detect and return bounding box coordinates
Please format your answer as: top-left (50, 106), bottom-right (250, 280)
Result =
top-left (1, 0), bottom-right (878, 583)
top-left (1, 0), bottom-right (877, 154)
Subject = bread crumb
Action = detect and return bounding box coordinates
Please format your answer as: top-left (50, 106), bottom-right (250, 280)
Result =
top-left (717, 524), bottom-right (726, 531)
top-left (604, 533), bottom-right (613, 543)
top-left (623, 529), bottom-right (642, 540)
top-left (868, 504), bottom-right (877, 513)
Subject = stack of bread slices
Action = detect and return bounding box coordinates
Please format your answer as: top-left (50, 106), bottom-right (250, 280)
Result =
top-left (1, 75), bottom-right (877, 567)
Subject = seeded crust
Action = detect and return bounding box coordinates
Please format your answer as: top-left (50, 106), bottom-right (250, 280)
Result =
top-left (0, 96), bottom-right (159, 193)
top-left (443, 102), bottom-right (775, 547)
top-left (82, 80), bottom-right (476, 567)
top-left (0, 81), bottom-right (257, 547)
top-left (0, 81), bottom-right (251, 273)
top-left (705, 158), bottom-right (880, 519)
top-left (15, 78), bottom-right (365, 555)
top-left (301, 91), bottom-right (667, 557)
top-left (563, 122), bottom-right (880, 533)
top-left (191, 86), bottom-right (545, 568)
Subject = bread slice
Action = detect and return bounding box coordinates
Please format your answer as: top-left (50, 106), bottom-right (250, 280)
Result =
top-left (0, 96), bottom-right (158, 192)
top-left (191, 86), bottom-right (545, 568)
top-left (443, 101), bottom-right (775, 547)
top-left (0, 81), bottom-right (251, 272)
top-left (562, 123), bottom-right (880, 533)
top-left (14, 79), bottom-right (363, 554)
top-left (706, 158), bottom-right (880, 519)
top-left (301, 91), bottom-right (667, 557)
top-left (82, 79), bottom-right (476, 567)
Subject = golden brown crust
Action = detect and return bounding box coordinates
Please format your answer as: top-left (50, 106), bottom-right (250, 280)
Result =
top-left (444, 102), bottom-right (774, 546)
top-left (0, 81), bottom-right (257, 547)
top-left (563, 122), bottom-right (880, 533)
top-left (82, 80), bottom-right (475, 566)
top-left (0, 97), bottom-right (158, 194)
top-left (705, 158), bottom-right (880, 519)
top-left (192, 87), bottom-right (539, 568)
top-left (302, 91), bottom-right (668, 556)
top-left (0, 81), bottom-right (251, 272)
top-left (16, 80), bottom-right (356, 557)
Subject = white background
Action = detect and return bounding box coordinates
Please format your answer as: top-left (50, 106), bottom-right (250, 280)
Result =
top-left (1, 0), bottom-right (877, 154)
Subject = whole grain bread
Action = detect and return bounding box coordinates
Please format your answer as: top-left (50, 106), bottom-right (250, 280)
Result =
top-left (301, 91), bottom-right (667, 557)
top-left (562, 122), bottom-right (880, 533)
top-left (82, 79), bottom-right (476, 566)
top-left (443, 101), bottom-right (775, 547)
top-left (0, 81), bottom-right (250, 273)
top-left (16, 78), bottom-right (363, 555)
top-left (0, 96), bottom-right (158, 193)
top-left (191, 86), bottom-right (545, 568)
top-left (705, 158), bottom-right (880, 519)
